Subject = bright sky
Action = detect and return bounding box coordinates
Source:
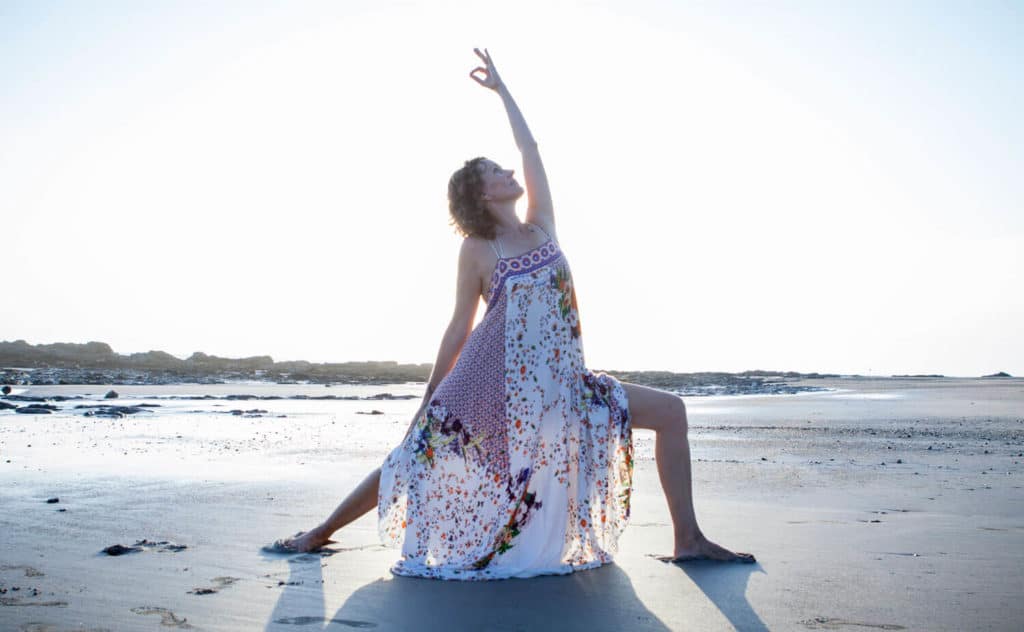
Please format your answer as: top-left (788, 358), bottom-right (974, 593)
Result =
top-left (3, 0), bottom-right (1022, 377)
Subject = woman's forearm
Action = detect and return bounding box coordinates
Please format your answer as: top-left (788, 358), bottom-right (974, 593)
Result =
top-left (496, 83), bottom-right (537, 151)
top-left (404, 325), bottom-right (468, 438)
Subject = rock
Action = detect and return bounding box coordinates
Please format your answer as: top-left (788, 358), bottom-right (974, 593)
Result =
top-left (81, 405), bottom-right (151, 418)
top-left (16, 406), bottom-right (53, 414)
top-left (0, 401), bottom-right (16, 410)
top-left (356, 409), bottom-right (385, 415)
top-left (85, 409), bottom-right (123, 418)
top-left (134, 539), bottom-right (187, 552)
top-left (104, 390), bottom-right (119, 399)
top-left (1, 385), bottom-right (10, 395)
top-left (46, 497), bottom-right (59, 503)
top-left (102, 539), bottom-right (187, 555)
top-left (982, 371), bottom-right (1012, 378)
top-left (102, 544), bottom-right (142, 556)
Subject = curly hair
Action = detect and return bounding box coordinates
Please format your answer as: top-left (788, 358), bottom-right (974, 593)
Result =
top-left (448, 157), bottom-right (497, 240)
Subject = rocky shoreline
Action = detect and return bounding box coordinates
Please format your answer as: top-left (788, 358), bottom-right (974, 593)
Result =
top-left (0, 340), bottom-right (848, 397)
top-left (0, 390), bottom-right (419, 418)
top-left (0, 364), bottom-right (834, 398)
top-left (10, 339), bottom-right (1011, 399)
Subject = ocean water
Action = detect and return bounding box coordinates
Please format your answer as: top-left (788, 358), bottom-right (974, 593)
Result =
top-left (2, 377), bottom-right (1021, 484)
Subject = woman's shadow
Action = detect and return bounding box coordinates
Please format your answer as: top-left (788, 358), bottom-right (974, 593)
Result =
top-left (262, 551), bottom-right (671, 631)
top-left (262, 549), bottom-right (766, 631)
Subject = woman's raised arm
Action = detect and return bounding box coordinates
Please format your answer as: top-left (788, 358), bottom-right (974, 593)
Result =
top-left (470, 48), bottom-right (555, 231)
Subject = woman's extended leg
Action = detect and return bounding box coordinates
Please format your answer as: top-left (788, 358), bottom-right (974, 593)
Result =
top-left (621, 381), bottom-right (754, 562)
top-left (283, 466), bottom-right (381, 552)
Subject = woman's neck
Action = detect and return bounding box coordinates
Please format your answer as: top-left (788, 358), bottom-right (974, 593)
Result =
top-left (490, 205), bottom-right (527, 237)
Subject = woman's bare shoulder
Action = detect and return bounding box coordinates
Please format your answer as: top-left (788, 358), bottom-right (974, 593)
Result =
top-left (459, 235), bottom-right (496, 269)
top-left (461, 234), bottom-right (491, 254)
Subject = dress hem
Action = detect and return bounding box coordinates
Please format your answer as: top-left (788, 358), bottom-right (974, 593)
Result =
top-left (387, 555), bottom-right (616, 582)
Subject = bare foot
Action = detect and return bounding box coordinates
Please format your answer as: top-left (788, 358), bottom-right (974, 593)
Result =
top-left (654, 535), bottom-right (755, 564)
top-left (279, 526), bottom-right (336, 553)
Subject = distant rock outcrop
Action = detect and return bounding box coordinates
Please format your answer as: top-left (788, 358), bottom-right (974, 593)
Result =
top-left (0, 339), bottom-right (432, 386)
top-left (0, 340), bottom-right (116, 366)
top-left (982, 371), bottom-right (1013, 378)
top-left (187, 351), bottom-right (274, 371)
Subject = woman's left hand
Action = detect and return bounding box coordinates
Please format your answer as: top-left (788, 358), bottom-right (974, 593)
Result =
top-left (469, 47), bottom-right (503, 91)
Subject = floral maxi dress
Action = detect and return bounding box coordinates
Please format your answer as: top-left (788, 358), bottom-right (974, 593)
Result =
top-left (378, 226), bottom-right (633, 580)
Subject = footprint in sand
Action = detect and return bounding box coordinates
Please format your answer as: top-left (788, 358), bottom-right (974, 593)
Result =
top-left (188, 576), bottom-right (240, 595)
top-left (0, 565), bottom-right (45, 578)
top-left (800, 616), bottom-right (906, 630)
top-left (130, 606), bottom-right (194, 628)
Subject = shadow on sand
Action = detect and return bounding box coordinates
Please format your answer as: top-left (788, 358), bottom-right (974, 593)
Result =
top-left (263, 552), bottom-right (671, 631)
top-left (671, 559), bottom-right (768, 632)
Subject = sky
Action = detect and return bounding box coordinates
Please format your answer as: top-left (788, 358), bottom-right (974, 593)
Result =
top-left (2, 0), bottom-right (1022, 377)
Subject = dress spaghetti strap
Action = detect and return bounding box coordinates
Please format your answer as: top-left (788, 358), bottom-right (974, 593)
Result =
top-left (489, 237), bottom-right (503, 259)
top-left (526, 221), bottom-right (554, 244)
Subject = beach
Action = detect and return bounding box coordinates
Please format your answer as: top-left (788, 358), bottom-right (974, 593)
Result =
top-left (1, 377), bottom-right (1022, 631)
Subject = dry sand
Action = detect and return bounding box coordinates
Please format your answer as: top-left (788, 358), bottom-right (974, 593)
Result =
top-left (1, 377), bottom-right (1022, 631)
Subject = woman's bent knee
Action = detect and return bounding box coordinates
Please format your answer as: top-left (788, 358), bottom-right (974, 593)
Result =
top-left (622, 381), bottom-right (689, 434)
top-left (670, 397), bottom-right (688, 435)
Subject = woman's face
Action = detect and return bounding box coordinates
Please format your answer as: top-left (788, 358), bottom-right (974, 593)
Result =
top-left (477, 159), bottom-right (523, 203)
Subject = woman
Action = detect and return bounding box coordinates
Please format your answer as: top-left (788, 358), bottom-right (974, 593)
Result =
top-left (278, 49), bottom-right (754, 579)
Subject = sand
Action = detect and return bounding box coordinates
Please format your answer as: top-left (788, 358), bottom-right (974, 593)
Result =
top-left (1, 377), bottom-right (1022, 631)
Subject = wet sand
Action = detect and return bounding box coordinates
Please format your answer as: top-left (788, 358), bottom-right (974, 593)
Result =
top-left (1, 377), bottom-right (1022, 630)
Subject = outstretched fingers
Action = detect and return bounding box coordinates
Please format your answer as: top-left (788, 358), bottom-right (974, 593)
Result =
top-left (470, 47), bottom-right (500, 88)
top-left (469, 66), bottom-right (489, 86)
